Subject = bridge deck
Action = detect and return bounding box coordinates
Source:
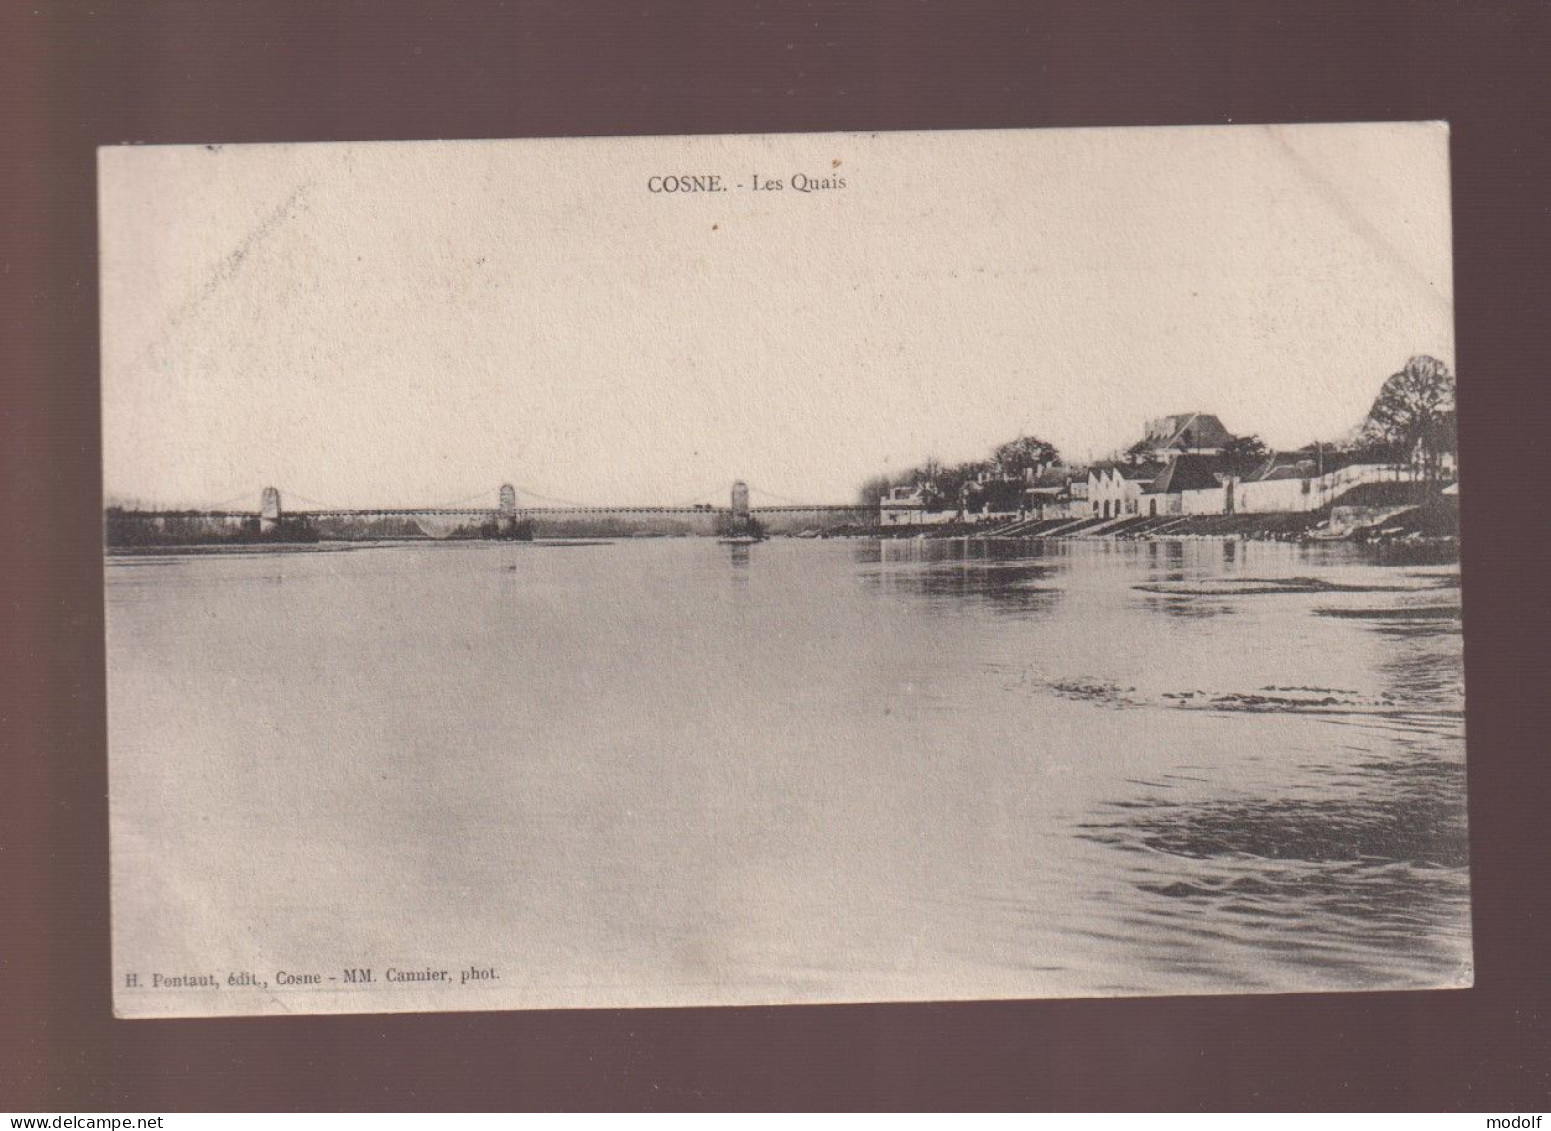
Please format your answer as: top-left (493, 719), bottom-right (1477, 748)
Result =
top-left (122, 504), bottom-right (871, 519)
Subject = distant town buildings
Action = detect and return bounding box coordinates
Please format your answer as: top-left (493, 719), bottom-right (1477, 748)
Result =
top-left (880, 483), bottom-right (957, 526)
top-left (877, 409), bottom-right (1446, 528)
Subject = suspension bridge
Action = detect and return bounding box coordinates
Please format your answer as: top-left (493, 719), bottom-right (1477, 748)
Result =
top-left (106, 482), bottom-right (876, 543)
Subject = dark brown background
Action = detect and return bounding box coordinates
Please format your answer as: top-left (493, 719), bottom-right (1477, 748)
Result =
top-left (4, 0), bottom-right (1548, 1112)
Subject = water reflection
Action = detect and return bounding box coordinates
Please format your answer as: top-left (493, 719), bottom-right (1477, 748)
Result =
top-left (1316, 603), bottom-right (1463, 636)
top-left (1083, 757), bottom-right (1467, 865)
top-left (107, 536), bottom-right (1470, 1003)
top-left (1377, 630), bottom-right (1465, 708)
top-left (1076, 752), bottom-right (1470, 987)
top-left (1046, 541), bottom-right (1470, 989)
top-left (1146, 539), bottom-right (1188, 583)
top-left (1140, 593), bottom-right (1236, 620)
top-left (725, 543), bottom-right (752, 583)
top-left (855, 538), bottom-right (1064, 616)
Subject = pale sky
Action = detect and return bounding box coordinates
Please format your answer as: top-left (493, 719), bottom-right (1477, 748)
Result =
top-left (100, 124), bottom-right (1453, 509)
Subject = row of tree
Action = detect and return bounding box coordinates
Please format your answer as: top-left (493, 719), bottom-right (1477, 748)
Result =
top-left (857, 355), bottom-right (1458, 507)
top-left (856, 434), bottom-right (1061, 509)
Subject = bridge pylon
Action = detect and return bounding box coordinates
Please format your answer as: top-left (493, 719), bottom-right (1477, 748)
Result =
top-left (498, 483), bottom-right (519, 533)
top-left (259, 486), bottom-right (282, 533)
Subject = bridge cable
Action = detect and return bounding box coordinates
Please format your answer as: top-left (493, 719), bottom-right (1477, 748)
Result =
top-left (423, 487), bottom-right (500, 509)
top-left (745, 483), bottom-right (813, 507)
top-left (510, 485), bottom-right (598, 509)
top-left (281, 490), bottom-right (345, 510)
top-left (665, 486), bottom-right (728, 508)
top-left (200, 488), bottom-right (261, 512)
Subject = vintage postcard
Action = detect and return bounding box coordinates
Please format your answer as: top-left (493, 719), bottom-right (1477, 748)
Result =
top-left (101, 124), bottom-right (1467, 1018)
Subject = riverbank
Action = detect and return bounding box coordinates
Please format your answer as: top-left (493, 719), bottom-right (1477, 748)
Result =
top-left (102, 499), bottom-right (1458, 554)
top-left (835, 498), bottom-right (1459, 550)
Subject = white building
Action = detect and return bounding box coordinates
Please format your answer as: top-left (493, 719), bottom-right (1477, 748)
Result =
top-left (879, 484), bottom-right (959, 527)
top-left (1088, 463), bottom-right (1163, 519)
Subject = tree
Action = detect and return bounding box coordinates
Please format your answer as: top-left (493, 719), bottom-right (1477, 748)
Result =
top-left (856, 474), bottom-right (894, 508)
top-left (1221, 433), bottom-right (1269, 476)
top-left (1298, 439), bottom-right (1340, 477)
top-left (1344, 431), bottom-right (1401, 466)
top-left (991, 435), bottom-right (1060, 476)
top-left (857, 433), bottom-right (1062, 515)
top-left (936, 459), bottom-right (990, 511)
top-left (1419, 411), bottom-right (1458, 480)
top-left (915, 456), bottom-right (944, 487)
top-left (1361, 355), bottom-right (1456, 486)
top-left (1123, 440), bottom-right (1152, 467)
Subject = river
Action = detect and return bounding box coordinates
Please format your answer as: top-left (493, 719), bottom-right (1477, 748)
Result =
top-left (106, 536), bottom-right (1470, 1013)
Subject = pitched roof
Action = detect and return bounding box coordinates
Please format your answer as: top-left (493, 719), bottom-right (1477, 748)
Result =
top-left (1088, 460), bottom-right (1163, 482)
top-left (1145, 453), bottom-right (1225, 494)
top-left (1117, 460), bottom-right (1166, 482)
top-left (1248, 452), bottom-right (1317, 482)
top-left (1143, 412), bottom-right (1234, 450)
